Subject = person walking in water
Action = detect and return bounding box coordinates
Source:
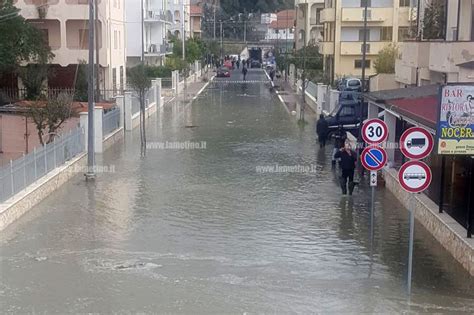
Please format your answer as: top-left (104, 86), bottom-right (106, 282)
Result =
top-left (332, 125), bottom-right (346, 168)
top-left (334, 142), bottom-right (357, 195)
top-left (316, 114), bottom-right (329, 148)
top-left (242, 66), bottom-right (248, 81)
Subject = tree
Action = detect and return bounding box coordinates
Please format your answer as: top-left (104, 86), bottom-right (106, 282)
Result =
top-left (18, 64), bottom-right (49, 100)
top-left (127, 64), bottom-right (152, 155)
top-left (374, 44), bottom-right (398, 74)
top-left (0, 0), bottom-right (52, 71)
top-left (422, 0), bottom-right (445, 40)
top-left (29, 92), bottom-right (77, 146)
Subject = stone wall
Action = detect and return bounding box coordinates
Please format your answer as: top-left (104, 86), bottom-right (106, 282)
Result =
top-left (383, 167), bottom-right (474, 276)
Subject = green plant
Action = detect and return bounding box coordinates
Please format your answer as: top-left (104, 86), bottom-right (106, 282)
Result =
top-left (18, 64), bottom-right (49, 100)
top-left (422, 0), bottom-right (446, 40)
top-left (374, 43), bottom-right (399, 74)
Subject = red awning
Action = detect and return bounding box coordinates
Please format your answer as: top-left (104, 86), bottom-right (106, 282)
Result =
top-left (388, 96), bottom-right (438, 128)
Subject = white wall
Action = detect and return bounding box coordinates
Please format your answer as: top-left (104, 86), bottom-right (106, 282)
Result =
top-left (340, 27), bottom-right (381, 41)
top-left (126, 0), bottom-right (142, 58)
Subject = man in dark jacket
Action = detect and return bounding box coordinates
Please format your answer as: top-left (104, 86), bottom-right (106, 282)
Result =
top-left (334, 142), bottom-right (357, 195)
top-left (242, 66), bottom-right (248, 81)
top-left (332, 125), bottom-right (347, 167)
top-left (316, 114), bottom-right (329, 148)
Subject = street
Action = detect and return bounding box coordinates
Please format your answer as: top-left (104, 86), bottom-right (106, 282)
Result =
top-left (1, 70), bottom-right (473, 313)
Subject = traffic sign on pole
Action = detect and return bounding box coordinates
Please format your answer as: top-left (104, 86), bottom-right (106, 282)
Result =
top-left (361, 146), bottom-right (388, 171)
top-left (398, 160), bottom-right (432, 193)
top-left (400, 127), bottom-right (434, 160)
top-left (370, 171), bottom-right (377, 187)
top-left (362, 118), bottom-right (389, 145)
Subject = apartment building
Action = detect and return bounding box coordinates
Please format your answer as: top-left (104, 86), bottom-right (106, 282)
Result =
top-left (395, 0), bottom-right (474, 86)
top-left (189, 4), bottom-right (202, 38)
top-left (125, 0), bottom-right (188, 66)
top-left (14, 0), bottom-right (126, 92)
top-left (320, 0), bottom-right (414, 82)
top-left (265, 10), bottom-right (295, 53)
top-left (295, 0), bottom-right (325, 50)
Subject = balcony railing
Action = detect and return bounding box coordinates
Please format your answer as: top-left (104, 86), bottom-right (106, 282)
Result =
top-left (341, 7), bottom-right (392, 23)
top-left (144, 10), bottom-right (168, 23)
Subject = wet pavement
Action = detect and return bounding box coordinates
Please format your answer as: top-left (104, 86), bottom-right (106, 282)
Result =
top-left (0, 69), bottom-right (473, 313)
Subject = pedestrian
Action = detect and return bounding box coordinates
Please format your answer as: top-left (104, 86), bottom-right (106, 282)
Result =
top-left (316, 114), bottom-right (329, 148)
top-left (269, 68), bottom-right (275, 82)
top-left (334, 142), bottom-right (357, 195)
top-left (236, 60), bottom-right (240, 69)
top-left (247, 59), bottom-right (251, 68)
top-left (332, 125), bottom-right (346, 168)
top-left (242, 66), bottom-right (248, 81)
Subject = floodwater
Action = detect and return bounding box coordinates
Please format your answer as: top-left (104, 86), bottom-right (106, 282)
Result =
top-left (1, 70), bottom-right (473, 313)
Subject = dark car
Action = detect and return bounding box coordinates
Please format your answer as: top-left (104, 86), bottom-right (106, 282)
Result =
top-left (251, 60), bottom-right (261, 68)
top-left (216, 66), bottom-right (231, 77)
top-left (325, 99), bottom-right (368, 136)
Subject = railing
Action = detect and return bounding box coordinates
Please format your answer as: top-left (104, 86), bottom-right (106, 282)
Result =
top-left (0, 87), bottom-right (119, 104)
top-left (306, 81), bottom-right (317, 99)
top-left (102, 107), bottom-right (121, 137)
top-left (0, 126), bottom-right (84, 203)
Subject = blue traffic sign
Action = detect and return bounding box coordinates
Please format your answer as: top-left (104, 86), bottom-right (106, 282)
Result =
top-left (361, 146), bottom-right (387, 171)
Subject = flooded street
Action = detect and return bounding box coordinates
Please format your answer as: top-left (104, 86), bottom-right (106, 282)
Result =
top-left (1, 70), bottom-right (473, 313)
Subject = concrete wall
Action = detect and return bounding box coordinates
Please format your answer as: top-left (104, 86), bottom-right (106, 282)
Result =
top-left (383, 167), bottom-right (474, 276)
top-left (369, 73), bottom-right (398, 92)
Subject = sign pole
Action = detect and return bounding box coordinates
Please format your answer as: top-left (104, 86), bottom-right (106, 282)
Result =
top-left (407, 194), bottom-right (415, 295)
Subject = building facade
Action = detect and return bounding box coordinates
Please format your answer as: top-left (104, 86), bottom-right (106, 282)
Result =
top-left (295, 0), bottom-right (325, 50)
top-left (395, 0), bottom-right (474, 87)
top-left (125, 0), bottom-right (186, 67)
top-left (320, 0), bottom-right (414, 82)
top-left (14, 0), bottom-right (126, 93)
top-left (189, 4), bottom-right (202, 38)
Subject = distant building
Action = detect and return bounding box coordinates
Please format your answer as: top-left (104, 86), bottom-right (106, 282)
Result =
top-left (261, 13), bottom-right (277, 25)
top-left (13, 0), bottom-right (126, 92)
top-left (295, 0), bottom-right (324, 49)
top-left (395, 0), bottom-right (474, 86)
top-left (319, 0), bottom-right (414, 82)
top-left (265, 10), bottom-right (295, 52)
top-left (190, 5), bottom-right (203, 38)
top-left (125, 0), bottom-right (187, 67)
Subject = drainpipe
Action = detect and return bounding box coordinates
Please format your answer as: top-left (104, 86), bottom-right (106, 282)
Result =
top-left (456, 0), bottom-right (461, 41)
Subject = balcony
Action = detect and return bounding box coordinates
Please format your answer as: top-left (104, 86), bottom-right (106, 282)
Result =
top-left (428, 41), bottom-right (474, 73)
top-left (340, 41), bottom-right (388, 56)
top-left (341, 8), bottom-right (392, 24)
top-left (144, 10), bottom-right (170, 24)
top-left (320, 8), bottom-right (335, 23)
top-left (319, 42), bottom-right (334, 55)
top-left (397, 41), bottom-right (430, 69)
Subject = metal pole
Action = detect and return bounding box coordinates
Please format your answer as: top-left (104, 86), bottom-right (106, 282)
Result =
top-left (361, 1), bottom-right (368, 92)
top-left (22, 153), bottom-right (26, 190)
top-left (86, 0), bottom-right (95, 180)
top-left (407, 195), bottom-right (415, 295)
top-left (300, 0), bottom-right (307, 122)
top-left (33, 147), bottom-right (37, 180)
top-left (182, 3), bottom-right (185, 61)
top-left (466, 157), bottom-right (473, 238)
top-left (370, 185), bottom-right (375, 241)
top-left (244, 21), bottom-right (247, 43)
top-left (213, 3), bottom-right (216, 40)
top-left (10, 160), bottom-right (13, 195)
top-left (140, 0), bottom-right (144, 62)
top-left (220, 21), bottom-right (223, 60)
top-left (95, 0), bottom-right (100, 101)
top-left (439, 156), bottom-right (446, 213)
top-left (285, 9), bottom-right (288, 82)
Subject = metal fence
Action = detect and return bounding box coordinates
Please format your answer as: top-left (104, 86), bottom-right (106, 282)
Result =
top-left (306, 81), bottom-right (317, 99)
top-left (102, 107), bottom-right (121, 137)
top-left (0, 127), bottom-right (84, 203)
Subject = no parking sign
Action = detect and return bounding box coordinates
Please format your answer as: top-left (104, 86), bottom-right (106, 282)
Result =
top-left (361, 146), bottom-right (387, 171)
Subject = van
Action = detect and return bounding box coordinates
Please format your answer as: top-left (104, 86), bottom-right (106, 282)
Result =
top-left (325, 99), bottom-right (368, 136)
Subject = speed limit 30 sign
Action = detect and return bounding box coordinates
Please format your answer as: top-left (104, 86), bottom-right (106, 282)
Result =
top-left (362, 119), bottom-right (389, 145)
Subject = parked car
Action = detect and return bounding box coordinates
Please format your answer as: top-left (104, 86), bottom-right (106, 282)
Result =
top-left (223, 60), bottom-right (233, 69)
top-left (325, 99), bottom-right (367, 136)
top-left (216, 66), bottom-right (231, 77)
top-left (337, 78), bottom-right (362, 92)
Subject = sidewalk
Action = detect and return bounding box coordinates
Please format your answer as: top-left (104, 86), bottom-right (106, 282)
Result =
top-left (273, 77), bottom-right (317, 118)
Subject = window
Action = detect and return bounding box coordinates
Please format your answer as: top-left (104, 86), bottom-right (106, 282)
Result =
top-left (114, 30), bottom-right (117, 49)
top-left (399, 0), bottom-right (411, 6)
top-left (112, 68), bottom-right (117, 93)
top-left (355, 59), bottom-right (371, 69)
top-left (380, 27), bottom-right (393, 41)
top-left (40, 29), bottom-right (49, 46)
top-left (120, 66), bottom-right (124, 92)
top-left (118, 31), bottom-right (121, 49)
top-left (358, 29), bottom-right (370, 41)
top-left (79, 29), bottom-right (89, 49)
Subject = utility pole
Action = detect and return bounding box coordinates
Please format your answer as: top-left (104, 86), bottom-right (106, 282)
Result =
top-left (94, 0), bottom-right (100, 101)
top-left (361, 1), bottom-right (368, 93)
top-left (220, 20), bottom-right (223, 60)
top-left (300, 0), bottom-right (307, 123)
top-left (285, 8), bottom-right (289, 82)
top-left (140, 0), bottom-right (144, 62)
top-left (182, 2), bottom-right (185, 61)
top-left (86, 0), bottom-right (95, 180)
top-left (213, 4), bottom-right (216, 40)
top-left (244, 20), bottom-right (247, 43)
